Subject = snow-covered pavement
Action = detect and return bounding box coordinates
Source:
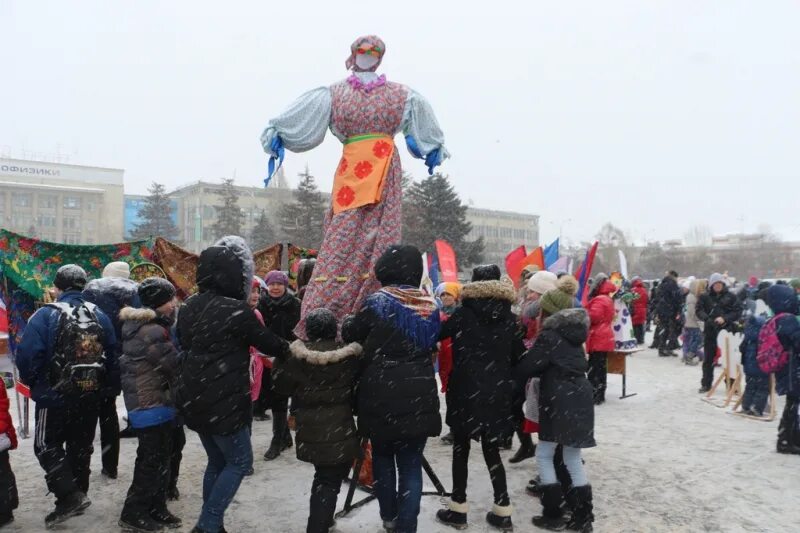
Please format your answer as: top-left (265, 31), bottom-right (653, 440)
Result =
top-left (6, 343), bottom-right (798, 533)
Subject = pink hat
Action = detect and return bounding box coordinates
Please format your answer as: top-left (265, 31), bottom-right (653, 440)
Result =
top-left (264, 270), bottom-right (289, 287)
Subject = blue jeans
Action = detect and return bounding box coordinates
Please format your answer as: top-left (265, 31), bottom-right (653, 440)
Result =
top-left (536, 441), bottom-right (589, 487)
top-left (197, 427), bottom-right (253, 532)
top-left (371, 437), bottom-right (427, 533)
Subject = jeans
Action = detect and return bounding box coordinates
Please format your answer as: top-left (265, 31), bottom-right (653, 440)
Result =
top-left (371, 437), bottom-right (427, 533)
top-left (451, 433), bottom-right (508, 506)
top-left (307, 462), bottom-right (351, 533)
top-left (121, 422), bottom-right (173, 519)
top-left (742, 374), bottom-right (769, 415)
top-left (197, 427), bottom-right (253, 532)
top-left (537, 441), bottom-right (588, 487)
top-left (587, 352), bottom-right (607, 401)
top-left (34, 400), bottom-right (99, 499)
top-left (98, 395), bottom-right (120, 475)
top-left (682, 328), bottom-right (703, 360)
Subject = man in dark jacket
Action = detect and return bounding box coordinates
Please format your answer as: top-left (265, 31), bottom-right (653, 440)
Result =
top-left (16, 264), bottom-right (118, 528)
top-left (118, 277), bottom-right (182, 531)
top-left (654, 271), bottom-right (683, 356)
top-left (695, 273), bottom-right (742, 393)
top-left (274, 308), bottom-right (362, 533)
top-left (258, 270), bottom-right (302, 460)
top-left (344, 245), bottom-right (441, 533)
top-left (82, 260), bottom-right (141, 478)
top-left (175, 236), bottom-right (289, 533)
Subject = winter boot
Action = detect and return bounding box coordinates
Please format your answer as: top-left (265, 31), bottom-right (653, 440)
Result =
top-left (119, 512), bottom-right (165, 532)
top-left (0, 512), bottom-right (13, 528)
top-left (509, 432), bottom-right (536, 464)
top-left (440, 431), bottom-right (455, 445)
top-left (777, 401), bottom-right (800, 455)
top-left (436, 500), bottom-right (468, 530)
top-left (45, 492), bottom-right (91, 528)
top-left (150, 508), bottom-right (182, 529)
top-left (526, 477), bottom-right (542, 496)
top-left (486, 503), bottom-right (514, 531)
top-left (532, 484), bottom-right (566, 531)
top-left (382, 519), bottom-right (397, 532)
top-left (565, 485), bottom-right (593, 532)
top-left (264, 413), bottom-right (290, 461)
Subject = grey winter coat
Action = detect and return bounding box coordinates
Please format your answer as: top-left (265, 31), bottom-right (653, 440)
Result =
top-left (684, 292), bottom-right (701, 329)
top-left (119, 307), bottom-right (181, 428)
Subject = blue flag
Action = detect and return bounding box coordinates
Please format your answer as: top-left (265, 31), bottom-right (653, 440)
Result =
top-left (543, 239), bottom-right (560, 269)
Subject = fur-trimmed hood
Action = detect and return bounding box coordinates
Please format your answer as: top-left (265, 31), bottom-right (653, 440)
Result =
top-left (542, 308), bottom-right (590, 346)
top-left (289, 340), bottom-right (363, 366)
top-left (461, 280), bottom-right (516, 303)
top-left (119, 306), bottom-right (157, 322)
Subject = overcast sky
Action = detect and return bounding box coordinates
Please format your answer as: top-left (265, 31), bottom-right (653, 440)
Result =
top-left (2, 0), bottom-right (799, 246)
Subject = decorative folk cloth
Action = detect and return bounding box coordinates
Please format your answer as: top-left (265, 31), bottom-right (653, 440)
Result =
top-left (365, 287), bottom-right (440, 350)
top-left (262, 72), bottom-right (447, 338)
top-left (333, 134), bottom-right (395, 214)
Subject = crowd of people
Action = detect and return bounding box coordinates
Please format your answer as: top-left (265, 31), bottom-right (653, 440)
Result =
top-left (3, 235), bottom-right (800, 533)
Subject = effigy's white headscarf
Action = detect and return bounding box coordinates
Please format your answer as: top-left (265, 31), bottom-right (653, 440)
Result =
top-left (345, 35), bottom-right (386, 72)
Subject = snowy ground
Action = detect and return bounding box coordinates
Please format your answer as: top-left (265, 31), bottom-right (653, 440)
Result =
top-left (4, 337), bottom-right (798, 533)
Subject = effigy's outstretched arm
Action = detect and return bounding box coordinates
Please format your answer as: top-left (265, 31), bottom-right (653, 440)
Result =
top-left (261, 86), bottom-right (333, 184)
top-left (402, 89), bottom-right (449, 175)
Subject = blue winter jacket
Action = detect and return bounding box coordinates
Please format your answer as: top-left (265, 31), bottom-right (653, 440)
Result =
top-left (740, 315), bottom-right (767, 377)
top-left (16, 290), bottom-right (119, 407)
top-left (765, 285), bottom-right (800, 397)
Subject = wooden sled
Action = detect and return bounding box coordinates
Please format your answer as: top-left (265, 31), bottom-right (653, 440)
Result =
top-left (703, 332), bottom-right (743, 408)
top-left (728, 374), bottom-right (778, 422)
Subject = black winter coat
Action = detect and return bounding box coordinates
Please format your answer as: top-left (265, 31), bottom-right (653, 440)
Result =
top-left (119, 307), bottom-right (180, 422)
top-left (655, 276), bottom-right (682, 319)
top-left (515, 308), bottom-right (596, 448)
top-left (273, 339), bottom-right (362, 465)
top-left (344, 299), bottom-right (442, 441)
top-left (695, 287), bottom-right (742, 336)
top-left (259, 292), bottom-right (302, 343)
top-left (175, 242), bottom-right (289, 436)
top-left (442, 280), bottom-right (525, 442)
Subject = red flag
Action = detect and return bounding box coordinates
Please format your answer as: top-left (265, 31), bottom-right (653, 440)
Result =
top-left (505, 246), bottom-right (528, 288)
top-left (434, 240), bottom-right (459, 282)
top-left (519, 247), bottom-right (545, 272)
top-left (576, 241), bottom-right (599, 306)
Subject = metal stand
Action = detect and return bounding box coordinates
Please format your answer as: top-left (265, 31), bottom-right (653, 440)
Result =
top-left (608, 349), bottom-right (642, 400)
top-left (336, 438), bottom-right (449, 519)
top-left (620, 372), bottom-right (638, 400)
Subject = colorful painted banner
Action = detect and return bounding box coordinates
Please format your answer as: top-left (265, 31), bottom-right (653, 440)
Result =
top-left (287, 244), bottom-right (318, 290)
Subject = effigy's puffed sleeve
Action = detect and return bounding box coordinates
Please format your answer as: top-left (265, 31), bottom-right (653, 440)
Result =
top-left (261, 86), bottom-right (332, 155)
top-left (401, 89), bottom-right (450, 160)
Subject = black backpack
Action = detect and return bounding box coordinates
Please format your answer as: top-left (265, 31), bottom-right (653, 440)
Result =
top-left (47, 302), bottom-right (107, 395)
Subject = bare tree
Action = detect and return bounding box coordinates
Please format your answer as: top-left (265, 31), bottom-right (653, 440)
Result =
top-left (683, 225), bottom-right (713, 247)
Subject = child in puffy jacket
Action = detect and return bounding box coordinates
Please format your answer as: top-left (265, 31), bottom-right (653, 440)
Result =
top-left (740, 315), bottom-right (770, 417)
top-left (0, 383), bottom-right (19, 527)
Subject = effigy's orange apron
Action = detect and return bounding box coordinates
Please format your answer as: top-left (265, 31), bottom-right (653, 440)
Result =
top-left (332, 134), bottom-right (395, 215)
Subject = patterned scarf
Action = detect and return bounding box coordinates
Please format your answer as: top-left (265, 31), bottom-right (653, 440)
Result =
top-left (366, 286), bottom-right (440, 350)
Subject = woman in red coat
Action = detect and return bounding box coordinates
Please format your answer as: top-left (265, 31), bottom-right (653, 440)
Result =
top-left (0, 382), bottom-right (19, 526)
top-left (586, 275), bottom-right (617, 405)
top-left (630, 277), bottom-right (649, 345)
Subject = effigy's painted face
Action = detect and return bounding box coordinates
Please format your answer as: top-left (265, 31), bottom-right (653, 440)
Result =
top-left (355, 53), bottom-right (380, 71)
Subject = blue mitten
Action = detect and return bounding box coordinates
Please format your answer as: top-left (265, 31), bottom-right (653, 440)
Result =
top-left (265, 136), bottom-right (285, 187)
top-left (404, 135), bottom-right (423, 159)
top-left (425, 148), bottom-right (442, 175)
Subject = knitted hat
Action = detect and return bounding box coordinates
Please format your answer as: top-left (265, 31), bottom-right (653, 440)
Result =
top-left (305, 308), bottom-right (338, 341)
top-left (790, 279), bottom-right (800, 290)
top-left (138, 277), bottom-right (176, 310)
top-left (540, 275), bottom-right (579, 315)
top-left (54, 264), bottom-right (88, 291)
top-left (264, 270), bottom-right (289, 287)
top-left (527, 271), bottom-right (558, 295)
top-left (709, 272), bottom-right (726, 288)
top-left (471, 264), bottom-right (502, 282)
top-left (435, 282), bottom-right (462, 300)
top-left (102, 261), bottom-right (131, 279)
top-left (375, 245), bottom-right (423, 287)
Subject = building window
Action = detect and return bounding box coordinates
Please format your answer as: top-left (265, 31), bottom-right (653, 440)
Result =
top-left (85, 219), bottom-right (96, 232)
top-left (63, 233), bottom-right (82, 244)
top-left (38, 215), bottom-right (57, 228)
top-left (11, 213), bottom-right (33, 228)
top-left (12, 193), bottom-right (32, 208)
top-left (63, 215), bottom-right (81, 230)
top-left (86, 198), bottom-right (96, 212)
top-left (63, 196), bottom-right (82, 209)
top-left (39, 194), bottom-right (58, 209)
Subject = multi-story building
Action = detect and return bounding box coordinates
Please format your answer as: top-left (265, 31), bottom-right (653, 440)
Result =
top-left (466, 207), bottom-right (540, 267)
top-left (0, 157), bottom-right (124, 244)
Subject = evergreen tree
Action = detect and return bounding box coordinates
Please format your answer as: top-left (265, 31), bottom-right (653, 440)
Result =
top-left (212, 178), bottom-right (245, 239)
top-left (130, 182), bottom-right (180, 241)
top-left (250, 209), bottom-right (278, 250)
top-left (278, 166), bottom-right (326, 249)
top-left (403, 173), bottom-right (484, 267)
